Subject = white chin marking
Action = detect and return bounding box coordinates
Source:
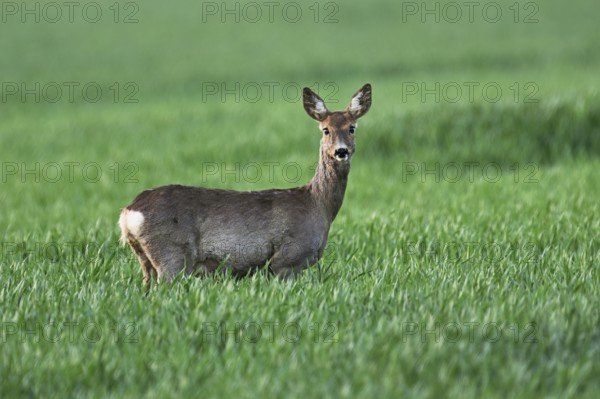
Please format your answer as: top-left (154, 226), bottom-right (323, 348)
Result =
top-left (119, 209), bottom-right (144, 242)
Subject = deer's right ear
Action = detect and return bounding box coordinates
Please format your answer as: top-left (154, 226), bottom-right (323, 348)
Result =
top-left (303, 88), bottom-right (329, 121)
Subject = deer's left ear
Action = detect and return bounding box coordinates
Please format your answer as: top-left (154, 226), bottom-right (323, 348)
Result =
top-left (346, 83), bottom-right (372, 119)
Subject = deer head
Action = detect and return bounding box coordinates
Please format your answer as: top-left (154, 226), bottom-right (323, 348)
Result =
top-left (303, 83), bottom-right (372, 163)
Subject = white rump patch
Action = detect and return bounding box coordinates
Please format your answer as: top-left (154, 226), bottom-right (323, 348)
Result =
top-left (349, 92), bottom-right (363, 113)
top-left (119, 209), bottom-right (144, 244)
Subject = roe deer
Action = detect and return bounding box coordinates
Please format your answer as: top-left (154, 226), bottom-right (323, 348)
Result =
top-left (119, 84), bottom-right (372, 286)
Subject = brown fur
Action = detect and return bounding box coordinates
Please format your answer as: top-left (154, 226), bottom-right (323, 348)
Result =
top-left (119, 84), bottom-right (372, 288)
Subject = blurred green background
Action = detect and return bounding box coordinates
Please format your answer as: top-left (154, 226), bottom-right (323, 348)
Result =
top-left (1, 0), bottom-right (599, 228)
top-left (1, 0), bottom-right (599, 397)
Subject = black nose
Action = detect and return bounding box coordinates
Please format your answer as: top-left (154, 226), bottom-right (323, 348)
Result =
top-left (334, 148), bottom-right (349, 158)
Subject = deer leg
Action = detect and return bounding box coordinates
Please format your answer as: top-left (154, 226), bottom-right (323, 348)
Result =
top-left (144, 244), bottom-right (193, 283)
top-left (269, 242), bottom-right (317, 280)
top-left (127, 237), bottom-right (158, 291)
top-left (190, 257), bottom-right (220, 277)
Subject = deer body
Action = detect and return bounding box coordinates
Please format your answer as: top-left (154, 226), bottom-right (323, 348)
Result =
top-left (119, 84), bottom-right (371, 285)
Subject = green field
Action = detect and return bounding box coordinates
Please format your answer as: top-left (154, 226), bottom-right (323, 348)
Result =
top-left (1, 0), bottom-right (599, 397)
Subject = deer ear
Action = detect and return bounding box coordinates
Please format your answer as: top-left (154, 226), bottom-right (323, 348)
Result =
top-left (346, 83), bottom-right (372, 119)
top-left (303, 87), bottom-right (329, 121)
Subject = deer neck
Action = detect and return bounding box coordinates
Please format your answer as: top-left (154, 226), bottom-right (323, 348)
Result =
top-left (307, 149), bottom-right (350, 222)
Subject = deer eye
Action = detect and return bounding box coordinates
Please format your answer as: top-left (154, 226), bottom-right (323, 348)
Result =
top-left (349, 126), bottom-right (356, 134)
top-left (322, 128), bottom-right (330, 135)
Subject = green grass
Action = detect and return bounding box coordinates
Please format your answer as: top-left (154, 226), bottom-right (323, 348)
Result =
top-left (1, 0), bottom-right (599, 398)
